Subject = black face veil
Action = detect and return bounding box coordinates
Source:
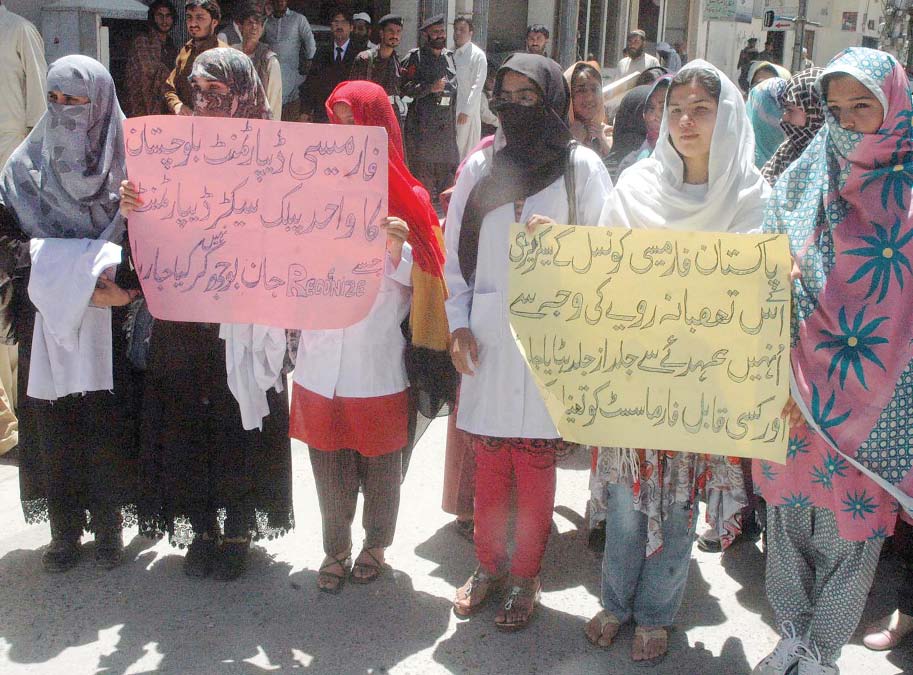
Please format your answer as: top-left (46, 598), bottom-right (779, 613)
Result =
top-left (458, 53), bottom-right (573, 283)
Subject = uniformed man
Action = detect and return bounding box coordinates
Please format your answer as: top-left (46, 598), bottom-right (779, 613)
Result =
top-left (349, 14), bottom-right (405, 124)
top-left (400, 14), bottom-right (459, 211)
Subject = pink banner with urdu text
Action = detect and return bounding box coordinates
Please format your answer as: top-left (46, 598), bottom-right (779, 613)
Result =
top-left (123, 115), bottom-right (388, 329)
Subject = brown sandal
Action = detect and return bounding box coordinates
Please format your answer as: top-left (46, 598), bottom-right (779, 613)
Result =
top-left (585, 610), bottom-right (622, 648)
top-left (453, 566), bottom-right (507, 617)
top-left (632, 626), bottom-right (668, 666)
top-left (317, 554), bottom-right (352, 595)
top-left (495, 576), bottom-right (541, 632)
top-left (350, 548), bottom-right (385, 585)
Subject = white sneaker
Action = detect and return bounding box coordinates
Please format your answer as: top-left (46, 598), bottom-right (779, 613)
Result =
top-left (796, 644), bottom-right (839, 675)
top-left (751, 621), bottom-right (805, 675)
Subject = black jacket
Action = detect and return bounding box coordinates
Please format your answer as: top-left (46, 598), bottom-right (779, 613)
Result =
top-left (300, 40), bottom-right (358, 122)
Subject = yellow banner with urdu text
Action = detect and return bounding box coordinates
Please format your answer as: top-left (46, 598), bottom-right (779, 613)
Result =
top-left (508, 224), bottom-right (791, 463)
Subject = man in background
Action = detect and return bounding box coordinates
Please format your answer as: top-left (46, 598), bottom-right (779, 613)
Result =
top-left (163, 0), bottom-right (227, 115)
top-left (350, 14), bottom-right (404, 124)
top-left (737, 37), bottom-right (760, 92)
top-left (300, 7), bottom-right (356, 123)
top-left (401, 14), bottom-right (459, 211)
top-left (126, 1), bottom-right (179, 117)
top-left (352, 11), bottom-right (377, 51)
top-left (616, 29), bottom-right (660, 77)
top-left (525, 24), bottom-right (549, 57)
top-left (0, 0), bottom-right (46, 456)
top-left (263, 0), bottom-right (315, 121)
top-left (452, 16), bottom-right (486, 160)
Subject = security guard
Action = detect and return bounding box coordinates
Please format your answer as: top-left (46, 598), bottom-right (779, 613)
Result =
top-left (400, 14), bottom-right (459, 212)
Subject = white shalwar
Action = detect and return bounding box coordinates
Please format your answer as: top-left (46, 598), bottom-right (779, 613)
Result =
top-left (444, 145), bottom-right (613, 438)
top-left (0, 5), bottom-right (47, 167)
top-left (453, 41), bottom-right (487, 160)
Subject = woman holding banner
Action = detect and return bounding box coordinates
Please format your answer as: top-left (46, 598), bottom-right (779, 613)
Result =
top-left (121, 49), bottom-right (294, 581)
top-left (0, 55), bottom-right (142, 573)
top-left (586, 61), bottom-right (769, 664)
top-left (751, 48), bottom-right (912, 675)
top-left (445, 54), bottom-right (612, 631)
top-left (288, 80), bottom-right (452, 594)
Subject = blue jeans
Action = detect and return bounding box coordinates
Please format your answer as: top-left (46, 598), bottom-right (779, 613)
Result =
top-left (601, 483), bottom-right (696, 626)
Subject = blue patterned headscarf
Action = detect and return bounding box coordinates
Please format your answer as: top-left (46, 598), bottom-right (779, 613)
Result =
top-left (0, 55), bottom-right (126, 241)
top-left (763, 47), bottom-right (913, 505)
top-left (746, 76), bottom-right (787, 167)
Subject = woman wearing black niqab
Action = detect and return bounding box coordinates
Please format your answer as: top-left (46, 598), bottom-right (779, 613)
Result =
top-left (444, 53), bottom-right (613, 631)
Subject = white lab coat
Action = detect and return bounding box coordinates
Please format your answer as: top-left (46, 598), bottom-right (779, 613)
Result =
top-left (0, 6), bottom-right (47, 167)
top-left (444, 146), bottom-right (613, 438)
top-left (453, 41), bottom-right (487, 160)
top-left (27, 238), bottom-right (122, 401)
top-left (293, 245), bottom-right (413, 399)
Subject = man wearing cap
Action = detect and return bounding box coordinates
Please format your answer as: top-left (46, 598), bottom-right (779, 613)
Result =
top-left (452, 16), bottom-right (487, 160)
top-left (400, 14), bottom-right (459, 211)
top-left (352, 11), bottom-right (377, 51)
top-left (350, 14), bottom-right (405, 123)
top-left (737, 37), bottom-right (761, 92)
top-left (163, 0), bottom-right (228, 115)
top-left (263, 0), bottom-right (316, 121)
top-left (616, 29), bottom-right (659, 77)
top-left (300, 6), bottom-right (357, 123)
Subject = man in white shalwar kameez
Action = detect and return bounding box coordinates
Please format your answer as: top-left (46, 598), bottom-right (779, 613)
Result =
top-left (0, 1), bottom-right (47, 454)
top-left (0, 2), bottom-right (47, 168)
top-left (452, 17), bottom-right (487, 160)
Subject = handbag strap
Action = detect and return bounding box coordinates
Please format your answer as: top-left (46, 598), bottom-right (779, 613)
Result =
top-left (564, 141), bottom-right (579, 226)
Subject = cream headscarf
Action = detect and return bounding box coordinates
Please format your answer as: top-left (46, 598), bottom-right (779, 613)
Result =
top-left (599, 59), bottom-right (770, 233)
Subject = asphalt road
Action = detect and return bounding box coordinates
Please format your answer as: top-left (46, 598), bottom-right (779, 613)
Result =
top-left (0, 417), bottom-right (908, 674)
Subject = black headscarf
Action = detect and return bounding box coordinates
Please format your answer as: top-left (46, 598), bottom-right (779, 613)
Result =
top-left (604, 84), bottom-right (651, 182)
top-left (458, 53), bottom-right (572, 283)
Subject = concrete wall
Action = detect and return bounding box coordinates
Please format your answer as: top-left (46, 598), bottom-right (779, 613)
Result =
top-left (5, 0), bottom-right (55, 25)
top-left (694, 0), bottom-right (881, 83)
top-left (391, 0), bottom-right (421, 51)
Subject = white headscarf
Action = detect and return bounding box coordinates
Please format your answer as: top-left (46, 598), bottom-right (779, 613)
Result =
top-left (599, 60), bottom-right (770, 233)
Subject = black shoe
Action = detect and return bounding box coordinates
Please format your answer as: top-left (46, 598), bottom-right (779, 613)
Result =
top-left (95, 529), bottom-right (124, 570)
top-left (212, 540), bottom-right (249, 581)
top-left (42, 537), bottom-right (81, 573)
top-left (183, 536), bottom-right (218, 578)
top-left (696, 533), bottom-right (723, 553)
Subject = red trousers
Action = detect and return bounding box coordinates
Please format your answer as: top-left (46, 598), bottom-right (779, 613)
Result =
top-left (473, 437), bottom-right (557, 578)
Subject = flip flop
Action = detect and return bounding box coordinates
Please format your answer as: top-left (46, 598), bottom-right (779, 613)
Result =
top-left (350, 549), bottom-right (385, 585)
top-left (585, 610), bottom-right (622, 648)
top-left (633, 626), bottom-right (668, 667)
top-left (317, 554), bottom-right (352, 595)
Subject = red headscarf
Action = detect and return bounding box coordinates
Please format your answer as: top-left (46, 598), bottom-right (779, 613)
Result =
top-left (325, 80), bottom-right (454, 411)
top-left (325, 81), bottom-right (445, 277)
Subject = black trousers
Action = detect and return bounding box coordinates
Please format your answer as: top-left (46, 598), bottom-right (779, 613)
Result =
top-left (411, 161), bottom-right (456, 213)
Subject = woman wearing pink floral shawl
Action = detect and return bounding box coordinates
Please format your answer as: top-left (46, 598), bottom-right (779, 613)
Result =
top-left (752, 48), bottom-right (913, 675)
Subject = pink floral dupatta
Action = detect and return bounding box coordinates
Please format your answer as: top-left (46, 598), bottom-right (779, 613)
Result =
top-left (757, 48), bottom-right (913, 534)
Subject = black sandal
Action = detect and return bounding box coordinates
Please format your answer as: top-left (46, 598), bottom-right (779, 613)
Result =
top-left (213, 540), bottom-right (250, 581)
top-left (42, 537), bottom-right (81, 573)
top-left (350, 549), bottom-right (385, 585)
top-left (317, 554), bottom-right (352, 594)
top-left (94, 529), bottom-right (124, 570)
top-left (183, 535), bottom-right (218, 578)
